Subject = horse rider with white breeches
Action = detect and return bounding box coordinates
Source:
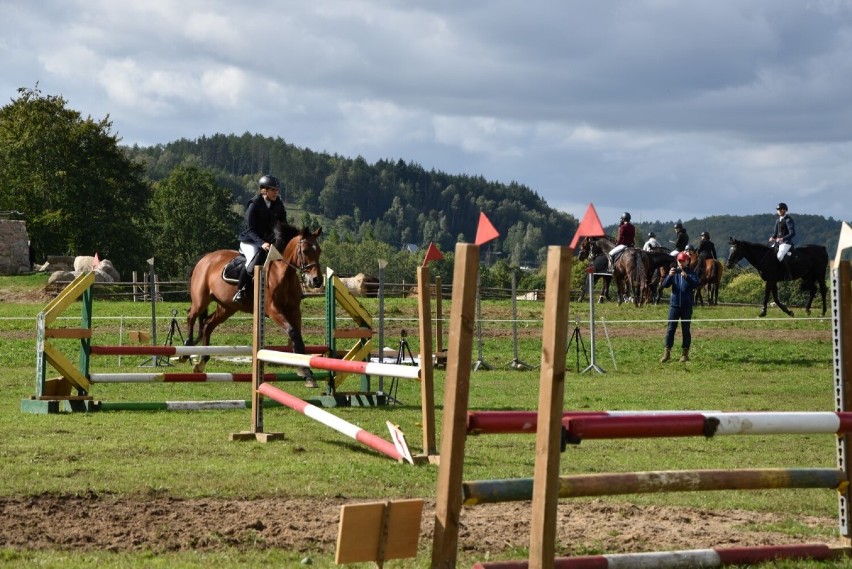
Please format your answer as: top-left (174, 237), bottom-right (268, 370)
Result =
top-left (770, 202), bottom-right (795, 261)
top-left (670, 222), bottom-right (689, 256)
top-left (608, 212), bottom-right (635, 271)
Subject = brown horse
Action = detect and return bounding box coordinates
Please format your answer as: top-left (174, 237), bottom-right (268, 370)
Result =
top-left (584, 237), bottom-right (649, 306)
top-left (695, 259), bottom-right (724, 306)
top-left (185, 223), bottom-right (323, 375)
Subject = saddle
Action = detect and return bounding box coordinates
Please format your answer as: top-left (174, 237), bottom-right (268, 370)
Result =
top-left (221, 255), bottom-right (245, 283)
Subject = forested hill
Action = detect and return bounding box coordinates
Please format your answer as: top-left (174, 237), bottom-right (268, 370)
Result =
top-left (124, 133), bottom-right (578, 266)
top-left (125, 132), bottom-right (846, 263)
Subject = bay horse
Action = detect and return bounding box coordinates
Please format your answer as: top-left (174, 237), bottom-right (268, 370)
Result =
top-left (726, 238), bottom-right (828, 317)
top-left (694, 258), bottom-right (724, 306)
top-left (583, 237), bottom-right (648, 306)
top-left (577, 239), bottom-right (612, 303)
top-left (185, 223), bottom-right (324, 375)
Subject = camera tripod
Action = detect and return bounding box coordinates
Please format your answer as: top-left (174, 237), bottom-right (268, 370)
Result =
top-left (387, 329), bottom-right (415, 405)
top-left (140, 309), bottom-right (183, 367)
top-left (566, 318), bottom-right (590, 373)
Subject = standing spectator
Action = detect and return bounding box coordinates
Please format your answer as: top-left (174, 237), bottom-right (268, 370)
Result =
top-left (643, 232), bottom-right (661, 251)
top-left (660, 251), bottom-right (700, 363)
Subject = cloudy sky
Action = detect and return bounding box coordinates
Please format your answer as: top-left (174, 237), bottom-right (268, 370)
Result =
top-left (2, 1), bottom-right (851, 227)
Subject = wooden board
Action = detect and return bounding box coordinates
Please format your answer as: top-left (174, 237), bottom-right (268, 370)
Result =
top-left (335, 499), bottom-right (423, 564)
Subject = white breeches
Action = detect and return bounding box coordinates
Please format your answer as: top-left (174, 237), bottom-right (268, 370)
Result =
top-left (776, 243), bottom-right (791, 261)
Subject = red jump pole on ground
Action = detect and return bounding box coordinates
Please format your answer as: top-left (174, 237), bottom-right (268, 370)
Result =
top-left (256, 382), bottom-right (403, 462)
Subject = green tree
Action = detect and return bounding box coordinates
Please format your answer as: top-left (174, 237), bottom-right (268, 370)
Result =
top-left (150, 164), bottom-right (241, 279)
top-left (0, 86), bottom-right (152, 276)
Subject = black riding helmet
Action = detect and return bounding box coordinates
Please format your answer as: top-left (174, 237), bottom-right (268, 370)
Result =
top-left (674, 222), bottom-right (684, 230)
top-left (648, 232), bottom-right (656, 238)
top-left (776, 202), bottom-right (788, 211)
top-left (259, 175), bottom-right (281, 190)
top-left (621, 212), bottom-right (631, 222)
top-left (700, 231), bottom-right (710, 238)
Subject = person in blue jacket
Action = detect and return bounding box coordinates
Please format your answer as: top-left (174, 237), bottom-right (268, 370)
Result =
top-left (659, 251), bottom-right (700, 363)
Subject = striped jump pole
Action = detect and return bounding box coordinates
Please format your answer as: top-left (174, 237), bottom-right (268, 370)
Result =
top-left (257, 349), bottom-right (421, 380)
top-left (88, 344), bottom-right (328, 357)
top-left (472, 543), bottom-right (842, 569)
top-left (88, 371), bottom-right (331, 383)
top-left (256, 382), bottom-right (404, 462)
top-left (467, 411), bottom-right (852, 438)
top-left (97, 399), bottom-right (287, 412)
top-left (462, 468), bottom-right (848, 505)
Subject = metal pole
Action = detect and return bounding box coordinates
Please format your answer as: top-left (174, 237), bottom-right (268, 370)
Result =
top-left (377, 258), bottom-right (387, 392)
top-left (582, 271), bottom-right (605, 374)
top-left (506, 268), bottom-right (533, 370)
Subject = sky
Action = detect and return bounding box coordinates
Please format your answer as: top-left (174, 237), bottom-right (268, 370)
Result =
top-left (2, 0), bottom-right (852, 227)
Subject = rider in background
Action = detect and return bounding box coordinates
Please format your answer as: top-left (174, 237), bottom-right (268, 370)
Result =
top-left (769, 202), bottom-right (795, 279)
top-left (233, 175), bottom-right (288, 303)
top-left (697, 231), bottom-right (717, 280)
top-left (660, 251), bottom-right (700, 363)
top-left (670, 222), bottom-right (689, 256)
top-left (608, 212), bottom-right (635, 271)
top-left (643, 232), bottom-right (661, 251)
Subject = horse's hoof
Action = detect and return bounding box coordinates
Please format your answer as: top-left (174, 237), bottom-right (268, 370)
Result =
top-left (304, 379), bottom-right (318, 388)
top-left (758, 311), bottom-right (766, 318)
top-left (296, 367), bottom-right (314, 380)
top-left (788, 311), bottom-right (795, 318)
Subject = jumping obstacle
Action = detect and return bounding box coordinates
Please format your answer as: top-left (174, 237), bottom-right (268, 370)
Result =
top-left (230, 257), bottom-right (437, 463)
top-left (431, 243), bottom-right (852, 568)
top-left (21, 260), bottom-right (397, 413)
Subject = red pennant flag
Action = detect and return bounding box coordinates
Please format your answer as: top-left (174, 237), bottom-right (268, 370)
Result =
top-left (422, 241), bottom-right (444, 266)
top-left (93, 252), bottom-right (101, 268)
top-left (474, 212), bottom-right (500, 246)
top-left (569, 203), bottom-right (608, 248)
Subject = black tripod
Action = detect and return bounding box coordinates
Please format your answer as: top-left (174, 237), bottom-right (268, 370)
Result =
top-left (388, 329), bottom-right (415, 405)
top-left (566, 318), bottom-right (589, 373)
top-left (164, 309), bottom-right (184, 346)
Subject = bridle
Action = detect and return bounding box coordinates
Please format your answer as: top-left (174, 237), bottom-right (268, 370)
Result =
top-left (286, 237), bottom-right (320, 275)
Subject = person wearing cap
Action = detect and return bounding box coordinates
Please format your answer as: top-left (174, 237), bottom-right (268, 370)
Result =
top-left (233, 174), bottom-right (289, 303)
top-left (607, 212), bottom-right (635, 271)
top-left (659, 251), bottom-right (700, 363)
top-left (697, 231), bottom-right (717, 280)
top-left (671, 222), bottom-right (689, 256)
top-left (643, 232), bottom-right (661, 251)
top-left (769, 202), bottom-right (795, 279)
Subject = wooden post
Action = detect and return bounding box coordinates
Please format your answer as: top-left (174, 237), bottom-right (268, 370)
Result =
top-left (833, 260), bottom-right (852, 542)
top-left (529, 247), bottom-right (573, 569)
top-left (417, 266), bottom-right (437, 457)
top-left (435, 275), bottom-right (444, 354)
top-left (431, 243), bottom-right (480, 568)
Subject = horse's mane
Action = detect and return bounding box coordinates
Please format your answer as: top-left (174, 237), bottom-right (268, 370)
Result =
top-left (273, 222), bottom-right (302, 249)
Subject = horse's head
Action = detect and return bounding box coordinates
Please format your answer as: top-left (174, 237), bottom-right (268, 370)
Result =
top-left (727, 237), bottom-right (742, 269)
top-left (578, 238), bottom-right (591, 260)
top-left (288, 226), bottom-right (323, 289)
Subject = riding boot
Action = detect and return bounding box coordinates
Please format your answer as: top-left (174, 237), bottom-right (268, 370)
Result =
top-left (679, 348), bottom-right (690, 363)
top-left (232, 267), bottom-right (251, 303)
top-left (660, 348), bottom-right (671, 363)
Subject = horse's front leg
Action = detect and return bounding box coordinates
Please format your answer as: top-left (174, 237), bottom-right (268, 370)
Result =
top-left (272, 310), bottom-right (317, 387)
top-left (770, 283), bottom-right (794, 317)
top-left (759, 284), bottom-right (771, 317)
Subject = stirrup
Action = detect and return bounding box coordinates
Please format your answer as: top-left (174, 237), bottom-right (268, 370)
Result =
top-left (232, 289), bottom-right (246, 303)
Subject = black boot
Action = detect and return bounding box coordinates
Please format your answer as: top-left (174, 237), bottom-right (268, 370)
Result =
top-left (232, 267), bottom-right (251, 303)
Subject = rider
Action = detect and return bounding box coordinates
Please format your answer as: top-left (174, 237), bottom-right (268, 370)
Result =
top-left (697, 231), bottom-right (717, 280)
top-left (233, 175), bottom-right (288, 303)
top-left (643, 232), bottom-right (661, 251)
top-left (608, 212), bottom-right (635, 271)
top-left (660, 251), bottom-right (700, 363)
top-left (670, 222), bottom-right (689, 256)
top-left (769, 202), bottom-right (795, 280)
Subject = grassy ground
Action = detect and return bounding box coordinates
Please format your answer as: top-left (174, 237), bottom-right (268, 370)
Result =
top-left (1, 274), bottom-right (850, 567)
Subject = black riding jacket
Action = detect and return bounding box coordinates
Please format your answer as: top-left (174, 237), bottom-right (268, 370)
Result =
top-left (238, 194), bottom-right (288, 247)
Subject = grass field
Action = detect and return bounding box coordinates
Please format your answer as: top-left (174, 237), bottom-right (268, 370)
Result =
top-left (1, 271), bottom-right (851, 568)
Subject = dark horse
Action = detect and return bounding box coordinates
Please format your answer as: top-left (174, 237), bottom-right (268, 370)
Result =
top-left (577, 239), bottom-right (612, 302)
top-left (582, 237), bottom-right (648, 306)
top-left (645, 248), bottom-right (676, 304)
top-left (726, 238), bottom-right (828, 317)
top-left (185, 223), bottom-right (324, 374)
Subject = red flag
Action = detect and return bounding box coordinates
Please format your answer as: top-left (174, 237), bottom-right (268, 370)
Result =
top-left (569, 203), bottom-right (607, 248)
top-left (93, 252), bottom-right (101, 268)
top-left (474, 212), bottom-right (500, 246)
top-left (422, 241), bottom-right (444, 266)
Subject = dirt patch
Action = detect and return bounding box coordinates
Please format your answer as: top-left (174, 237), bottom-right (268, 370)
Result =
top-left (0, 494), bottom-right (840, 557)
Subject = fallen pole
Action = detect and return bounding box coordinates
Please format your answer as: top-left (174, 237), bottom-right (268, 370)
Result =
top-left (89, 344), bottom-right (328, 356)
top-left (257, 382), bottom-right (403, 461)
top-left (462, 468), bottom-right (848, 505)
top-left (257, 349), bottom-right (420, 380)
top-left (88, 371), bottom-right (330, 383)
